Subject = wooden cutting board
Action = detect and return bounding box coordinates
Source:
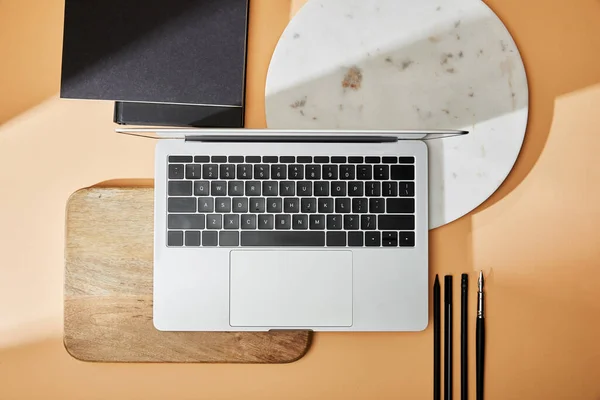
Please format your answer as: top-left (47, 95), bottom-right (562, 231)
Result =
top-left (64, 187), bottom-right (312, 363)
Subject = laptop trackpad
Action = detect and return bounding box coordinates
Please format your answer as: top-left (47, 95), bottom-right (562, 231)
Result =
top-left (229, 250), bottom-right (353, 327)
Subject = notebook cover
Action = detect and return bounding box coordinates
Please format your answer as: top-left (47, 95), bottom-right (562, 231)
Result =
top-left (60, 0), bottom-right (248, 108)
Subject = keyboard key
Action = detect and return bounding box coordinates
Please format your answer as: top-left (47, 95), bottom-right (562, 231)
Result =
top-left (293, 214), bottom-right (309, 230)
top-left (361, 215), bottom-right (376, 230)
top-left (194, 156), bottom-right (210, 163)
top-left (275, 215), bottom-right (292, 229)
top-left (284, 198), bottom-right (300, 213)
top-left (318, 198), bottom-right (334, 213)
top-left (241, 214), bottom-right (257, 229)
top-left (249, 198), bottom-right (266, 213)
top-left (323, 165), bottom-right (338, 180)
top-left (212, 156), bottom-right (227, 163)
top-left (314, 182), bottom-right (329, 196)
top-left (301, 198), bottom-right (317, 213)
top-left (399, 231), bottom-right (415, 247)
top-left (211, 181), bottom-right (227, 196)
top-left (246, 156), bottom-right (262, 163)
top-left (335, 198), bottom-right (351, 213)
top-left (382, 231), bottom-right (398, 247)
top-left (348, 182), bottom-right (364, 197)
top-left (391, 165), bottom-right (415, 180)
top-left (378, 215), bottom-right (415, 230)
top-left (194, 181), bottom-right (210, 196)
top-left (305, 165), bottom-right (321, 179)
top-left (357, 165), bottom-right (372, 180)
top-left (202, 164), bottom-right (218, 179)
top-left (374, 165), bottom-right (389, 180)
top-left (332, 156), bottom-right (347, 163)
top-left (241, 231), bottom-right (325, 246)
top-left (348, 156), bottom-right (363, 163)
top-left (340, 165), bottom-right (355, 179)
top-left (206, 214), bottom-right (222, 230)
top-left (258, 214), bottom-right (274, 230)
top-left (327, 215), bottom-right (343, 230)
top-left (202, 231), bottom-right (218, 246)
top-left (352, 198), bottom-right (368, 214)
top-left (220, 164), bottom-right (236, 179)
top-left (254, 164), bottom-right (270, 179)
top-left (398, 157), bottom-right (415, 164)
top-left (263, 156), bottom-right (278, 163)
top-left (185, 164), bottom-right (203, 179)
top-left (399, 182), bottom-right (415, 196)
top-left (169, 156), bottom-right (192, 163)
top-left (370, 198), bottom-right (385, 213)
top-left (331, 182), bottom-right (347, 196)
top-left (229, 156), bottom-right (244, 163)
top-left (314, 156), bottom-right (329, 163)
top-left (169, 214), bottom-right (206, 230)
top-left (365, 182), bottom-right (381, 197)
top-left (168, 231), bottom-right (184, 246)
top-left (327, 232), bottom-right (346, 246)
top-left (169, 164), bottom-right (185, 179)
top-left (267, 198), bottom-right (283, 213)
top-left (280, 182), bottom-right (296, 196)
top-left (219, 231), bottom-right (239, 247)
top-left (271, 165), bottom-right (287, 179)
top-left (297, 156), bottom-right (312, 163)
top-left (382, 156), bottom-right (397, 164)
top-left (228, 181), bottom-right (244, 196)
top-left (245, 181), bottom-right (261, 196)
top-left (237, 165), bottom-right (253, 179)
top-left (232, 197), bottom-right (248, 213)
top-left (348, 231), bottom-right (364, 246)
top-left (168, 198), bottom-right (196, 213)
top-left (280, 156), bottom-right (295, 163)
top-left (263, 182), bottom-right (278, 196)
top-left (169, 181), bottom-right (192, 196)
top-left (344, 215), bottom-right (360, 230)
top-left (198, 198), bottom-right (214, 212)
top-left (382, 182), bottom-right (397, 197)
top-left (365, 156), bottom-right (380, 164)
top-left (185, 231), bottom-right (201, 247)
top-left (387, 198), bottom-right (415, 213)
top-left (365, 232), bottom-right (381, 246)
top-left (309, 215), bottom-right (326, 230)
top-left (215, 198), bottom-right (232, 213)
top-left (224, 214), bottom-right (240, 229)
top-left (297, 181), bottom-right (312, 196)
top-left (288, 165), bottom-right (304, 179)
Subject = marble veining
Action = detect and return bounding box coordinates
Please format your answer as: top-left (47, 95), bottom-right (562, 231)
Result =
top-left (265, 0), bottom-right (529, 229)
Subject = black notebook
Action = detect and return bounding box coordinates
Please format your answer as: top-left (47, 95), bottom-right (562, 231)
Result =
top-left (61, 0), bottom-right (249, 127)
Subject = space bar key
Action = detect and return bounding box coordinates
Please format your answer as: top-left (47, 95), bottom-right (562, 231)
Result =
top-left (241, 231), bottom-right (325, 246)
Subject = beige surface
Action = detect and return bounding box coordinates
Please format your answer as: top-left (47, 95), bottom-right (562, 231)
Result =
top-left (1, 0), bottom-right (600, 398)
top-left (64, 187), bottom-right (311, 363)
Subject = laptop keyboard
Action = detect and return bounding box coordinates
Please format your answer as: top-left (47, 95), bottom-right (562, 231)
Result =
top-left (166, 155), bottom-right (416, 247)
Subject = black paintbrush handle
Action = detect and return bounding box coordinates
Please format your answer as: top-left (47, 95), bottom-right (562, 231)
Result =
top-left (434, 279), bottom-right (441, 400)
top-left (476, 317), bottom-right (485, 400)
top-left (444, 276), bottom-right (453, 400)
top-left (461, 275), bottom-right (468, 400)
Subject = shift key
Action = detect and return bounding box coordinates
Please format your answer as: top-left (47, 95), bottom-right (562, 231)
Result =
top-left (378, 215), bottom-right (414, 230)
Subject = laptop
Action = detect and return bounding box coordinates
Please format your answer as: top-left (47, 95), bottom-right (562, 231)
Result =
top-left (117, 128), bottom-right (466, 332)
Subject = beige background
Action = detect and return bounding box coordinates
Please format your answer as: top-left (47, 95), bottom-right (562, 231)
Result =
top-left (1, 0), bottom-right (600, 398)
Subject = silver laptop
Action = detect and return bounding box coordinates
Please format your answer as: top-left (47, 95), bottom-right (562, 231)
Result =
top-left (118, 128), bottom-right (466, 332)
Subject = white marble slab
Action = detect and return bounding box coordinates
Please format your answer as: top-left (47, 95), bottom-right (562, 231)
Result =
top-left (265, 0), bottom-right (529, 229)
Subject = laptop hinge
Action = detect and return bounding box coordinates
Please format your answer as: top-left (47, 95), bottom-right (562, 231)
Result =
top-left (184, 135), bottom-right (398, 143)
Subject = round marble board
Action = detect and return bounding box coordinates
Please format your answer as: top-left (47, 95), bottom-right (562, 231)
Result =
top-left (265, 0), bottom-right (529, 229)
